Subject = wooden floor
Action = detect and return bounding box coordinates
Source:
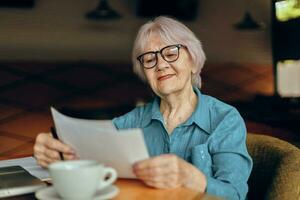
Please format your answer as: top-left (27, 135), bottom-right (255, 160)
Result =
top-left (0, 62), bottom-right (298, 160)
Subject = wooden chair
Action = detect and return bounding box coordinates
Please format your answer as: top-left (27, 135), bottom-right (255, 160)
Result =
top-left (246, 133), bottom-right (300, 200)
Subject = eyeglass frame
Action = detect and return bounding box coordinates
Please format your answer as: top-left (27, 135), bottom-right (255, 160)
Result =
top-left (136, 44), bottom-right (187, 69)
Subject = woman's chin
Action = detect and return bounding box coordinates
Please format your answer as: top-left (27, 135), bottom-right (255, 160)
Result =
top-left (156, 85), bottom-right (179, 96)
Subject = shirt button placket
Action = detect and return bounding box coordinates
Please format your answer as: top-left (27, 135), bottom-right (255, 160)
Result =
top-left (169, 128), bottom-right (178, 153)
top-left (164, 142), bottom-right (170, 153)
top-left (164, 134), bottom-right (171, 153)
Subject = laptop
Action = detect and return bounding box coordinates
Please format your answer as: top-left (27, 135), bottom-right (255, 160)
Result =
top-left (0, 165), bottom-right (47, 198)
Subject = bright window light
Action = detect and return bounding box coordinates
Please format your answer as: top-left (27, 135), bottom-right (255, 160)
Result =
top-left (276, 0), bottom-right (300, 21)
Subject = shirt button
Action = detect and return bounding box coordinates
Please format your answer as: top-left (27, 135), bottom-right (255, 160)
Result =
top-left (200, 151), bottom-right (205, 159)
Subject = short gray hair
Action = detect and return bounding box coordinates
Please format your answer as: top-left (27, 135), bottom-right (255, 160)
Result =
top-left (132, 16), bottom-right (206, 88)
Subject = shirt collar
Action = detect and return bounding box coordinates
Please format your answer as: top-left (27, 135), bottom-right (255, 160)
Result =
top-left (151, 97), bottom-right (163, 122)
top-left (182, 87), bottom-right (211, 134)
top-left (141, 96), bottom-right (163, 127)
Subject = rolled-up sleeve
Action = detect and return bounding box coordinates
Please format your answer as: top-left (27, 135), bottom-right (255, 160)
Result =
top-left (205, 109), bottom-right (253, 200)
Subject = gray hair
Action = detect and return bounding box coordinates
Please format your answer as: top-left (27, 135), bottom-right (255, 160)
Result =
top-left (132, 16), bottom-right (206, 88)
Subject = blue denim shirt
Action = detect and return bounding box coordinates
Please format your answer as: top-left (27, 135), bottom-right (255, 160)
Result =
top-left (112, 87), bottom-right (253, 200)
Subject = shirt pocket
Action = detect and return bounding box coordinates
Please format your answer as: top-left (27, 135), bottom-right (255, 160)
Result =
top-left (191, 143), bottom-right (212, 176)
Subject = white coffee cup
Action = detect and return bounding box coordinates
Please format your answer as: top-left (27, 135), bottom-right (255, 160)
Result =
top-left (49, 160), bottom-right (117, 200)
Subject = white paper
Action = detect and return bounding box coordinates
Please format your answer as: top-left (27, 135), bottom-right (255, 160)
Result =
top-left (51, 107), bottom-right (149, 178)
top-left (0, 157), bottom-right (50, 181)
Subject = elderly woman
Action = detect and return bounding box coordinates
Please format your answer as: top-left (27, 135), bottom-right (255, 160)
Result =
top-left (34, 16), bottom-right (252, 199)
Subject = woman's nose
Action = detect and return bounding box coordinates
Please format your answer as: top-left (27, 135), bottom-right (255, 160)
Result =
top-left (156, 54), bottom-right (169, 70)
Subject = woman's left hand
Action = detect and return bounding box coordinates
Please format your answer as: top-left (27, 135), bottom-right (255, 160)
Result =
top-left (132, 154), bottom-right (207, 192)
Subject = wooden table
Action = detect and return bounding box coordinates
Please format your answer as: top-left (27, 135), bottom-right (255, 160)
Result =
top-left (115, 179), bottom-right (205, 200)
top-left (3, 179), bottom-right (221, 200)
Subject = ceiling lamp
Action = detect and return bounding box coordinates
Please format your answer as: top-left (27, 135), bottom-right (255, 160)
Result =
top-left (234, 0), bottom-right (261, 30)
top-left (86, 0), bottom-right (120, 20)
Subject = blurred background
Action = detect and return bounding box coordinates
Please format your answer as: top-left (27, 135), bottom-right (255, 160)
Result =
top-left (0, 0), bottom-right (299, 159)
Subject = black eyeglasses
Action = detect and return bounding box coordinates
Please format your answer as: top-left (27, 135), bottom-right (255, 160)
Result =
top-left (137, 44), bottom-right (186, 69)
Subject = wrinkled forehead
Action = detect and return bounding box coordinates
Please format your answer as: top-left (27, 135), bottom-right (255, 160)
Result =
top-left (139, 31), bottom-right (179, 53)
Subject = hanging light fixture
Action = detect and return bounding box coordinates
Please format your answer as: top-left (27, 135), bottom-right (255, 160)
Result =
top-left (235, 11), bottom-right (261, 30)
top-left (234, 0), bottom-right (261, 30)
top-left (86, 0), bottom-right (120, 20)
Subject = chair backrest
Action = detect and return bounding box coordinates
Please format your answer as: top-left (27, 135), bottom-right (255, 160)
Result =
top-left (246, 133), bottom-right (300, 200)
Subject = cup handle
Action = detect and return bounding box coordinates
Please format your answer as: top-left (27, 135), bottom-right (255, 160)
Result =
top-left (101, 168), bottom-right (117, 188)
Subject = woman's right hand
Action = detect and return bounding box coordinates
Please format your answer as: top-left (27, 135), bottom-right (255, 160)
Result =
top-left (33, 133), bottom-right (77, 168)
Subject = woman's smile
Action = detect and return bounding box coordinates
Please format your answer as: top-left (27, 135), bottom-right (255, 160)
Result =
top-left (157, 74), bottom-right (175, 81)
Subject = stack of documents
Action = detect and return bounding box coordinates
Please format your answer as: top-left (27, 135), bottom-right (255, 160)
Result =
top-left (51, 107), bottom-right (149, 178)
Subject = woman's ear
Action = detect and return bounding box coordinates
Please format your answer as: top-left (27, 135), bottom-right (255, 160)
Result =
top-left (186, 49), bottom-right (197, 74)
top-left (191, 65), bottom-right (198, 74)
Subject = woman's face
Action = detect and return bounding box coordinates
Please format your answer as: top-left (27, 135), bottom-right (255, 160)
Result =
top-left (142, 37), bottom-right (196, 97)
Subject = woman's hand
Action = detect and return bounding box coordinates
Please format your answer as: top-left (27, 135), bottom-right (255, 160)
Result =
top-left (33, 133), bottom-right (78, 168)
top-left (133, 154), bottom-right (207, 192)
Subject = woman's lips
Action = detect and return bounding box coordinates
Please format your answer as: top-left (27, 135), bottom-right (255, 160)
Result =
top-left (157, 74), bottom-right (174, 81)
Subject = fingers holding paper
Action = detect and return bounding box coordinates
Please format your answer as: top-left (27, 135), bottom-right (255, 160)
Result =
top-left (133, 154), bottom-right (183, 188)
top-left (34, 133), bottom-right (77, 167)
top-left (133, 154), bottom-right (207, 192)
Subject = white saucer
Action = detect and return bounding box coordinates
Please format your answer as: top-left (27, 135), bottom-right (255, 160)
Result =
top-left (35, 185), bottom-right (119, 200)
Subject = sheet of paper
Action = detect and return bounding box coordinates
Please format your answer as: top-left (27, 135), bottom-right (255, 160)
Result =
top-left (0, 157), bottom-right (50, 181)
top-left (51, 107), bottom-right (149, 178)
